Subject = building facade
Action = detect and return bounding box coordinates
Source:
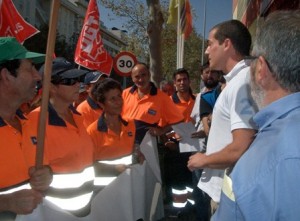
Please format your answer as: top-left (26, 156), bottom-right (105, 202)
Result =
top-left (233, 0), bottom-right (300, 36)
top-left (12, 0), bottom-right (127, 57)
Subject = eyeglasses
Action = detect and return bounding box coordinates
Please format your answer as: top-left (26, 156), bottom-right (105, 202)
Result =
top-left (57, 77), bottom-right (82, 86)
top-left (245, 55), bottom-right (274, 73)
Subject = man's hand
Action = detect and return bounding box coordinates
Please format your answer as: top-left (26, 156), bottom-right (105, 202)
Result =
top-left (148, 127), bottom-right (164, 136)
top-left (2, 189), bottom-right (43, 214)
top-left (136, 150), bottom-right (145, 164)
top-left (187, 152), bottom-right (207, 171)
top-left (191, 130), bottom-right (206, 138)
top-left (29, 166), bottom-right (52, 192)
top-left (115, 164), bottom-right (129, 174)
top-left (164, 140), bottom-right (178, 151)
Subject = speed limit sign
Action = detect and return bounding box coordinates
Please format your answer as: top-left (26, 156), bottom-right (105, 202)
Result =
top-left (113, 51), bottom-right (137, 77)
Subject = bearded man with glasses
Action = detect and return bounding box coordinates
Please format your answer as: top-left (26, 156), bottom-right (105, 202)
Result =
top-left (212, 9), bottom-right (300, 221)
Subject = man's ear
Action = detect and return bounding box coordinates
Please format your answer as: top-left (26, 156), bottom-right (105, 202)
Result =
top-left (256, 56), bottom-right (272, 87)
top-left (0, 68), bottom-right (4, 81)
top-left (223, 38), bottom-right (231, 51)
top-left (0, 68), bottom-right (12, 83)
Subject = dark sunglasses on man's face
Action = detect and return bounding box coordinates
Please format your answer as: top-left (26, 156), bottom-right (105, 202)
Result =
top-left (58, 77), bottom-right (82, 86)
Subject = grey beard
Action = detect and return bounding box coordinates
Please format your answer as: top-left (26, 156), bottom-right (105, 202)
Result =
top-left (250, 81), bottom-right (265, 110)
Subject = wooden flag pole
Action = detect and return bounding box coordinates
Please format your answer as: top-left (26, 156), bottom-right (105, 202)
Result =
top-left (35, 0), bottom-right (60, 168)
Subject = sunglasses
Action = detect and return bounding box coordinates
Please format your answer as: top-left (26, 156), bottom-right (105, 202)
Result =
top-left (245, 55), bottom-right (274, 73)
top-left (57, 77), bottom-right (82, 86)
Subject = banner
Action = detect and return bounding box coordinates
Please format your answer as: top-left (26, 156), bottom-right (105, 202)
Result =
top-left (0, 0), bottom-right (39, 43)
top-left (74, 0), bottom-right (113, 75)
top-left (16, 133), bottom-right (164, 221)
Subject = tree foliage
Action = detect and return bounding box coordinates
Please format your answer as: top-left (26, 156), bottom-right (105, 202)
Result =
top-left (24, 1), bottom-right (207, 92)
top-left (23, 24), bottom-right (76, 63)
top-left (100, 0), bottom-right (206, 92)
top-left (101, 0), bottom-right (150, 60)
top-left (100, 0), bottom-right (165, 86)
top-left (162, 26), bottom-right (204, 92)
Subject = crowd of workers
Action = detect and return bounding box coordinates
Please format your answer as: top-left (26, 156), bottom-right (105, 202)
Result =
top-left (0, 9), bottom-right (299, 221)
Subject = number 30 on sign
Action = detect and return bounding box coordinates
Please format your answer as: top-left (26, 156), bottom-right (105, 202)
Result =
top-left (113, 51), bottom-right (137, 77)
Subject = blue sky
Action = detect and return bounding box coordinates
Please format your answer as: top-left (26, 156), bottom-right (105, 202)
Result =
top-left (190, 0), bottom-right (233, 37)
top-left (99, 0), bottom-right (233, 38)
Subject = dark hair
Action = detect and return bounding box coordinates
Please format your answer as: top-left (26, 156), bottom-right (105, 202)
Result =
top-left (173, 68), bottom-right (190, 80)
top-left (91, 78), bottom-right (122, 104)
top-left (212, 20), bottom-right (251, 56)
top-left (0, 59), bottom-right (21, 77)
top-left (172, 68), bottom-right (194, 97)
top-left (200, 61), bottom-right (210, 72)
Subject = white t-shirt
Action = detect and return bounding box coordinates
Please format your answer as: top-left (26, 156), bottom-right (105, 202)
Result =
top-left (198, 60), bottom-right (257, 202)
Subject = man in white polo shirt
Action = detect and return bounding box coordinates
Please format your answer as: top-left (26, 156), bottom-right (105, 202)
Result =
top-left (187, 19), bottom-right (258, 213)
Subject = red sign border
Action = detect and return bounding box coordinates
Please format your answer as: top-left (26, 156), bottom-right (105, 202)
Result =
top-left (113, 51), bottom-right (137, 77)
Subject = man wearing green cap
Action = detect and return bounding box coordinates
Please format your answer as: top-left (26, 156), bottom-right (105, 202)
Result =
top-left (0, 37), bottom-right (52, 219)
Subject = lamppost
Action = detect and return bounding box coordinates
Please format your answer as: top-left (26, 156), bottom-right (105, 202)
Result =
top-left (201, 0), bottom-right (207, 65)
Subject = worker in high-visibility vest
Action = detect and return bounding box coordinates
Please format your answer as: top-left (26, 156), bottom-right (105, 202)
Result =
top-left (163, 68), bottom-right (195, 211)
top-left (87, 78), bottom-right (144, 191)
top-left (22, 57), bottom-right (95, 217)
top-left (76, 71), bottom-right (108, 128)
top-left (0, 37), bottom-right (52, 219)
top-left (122, 63), bottom-right (184, 144)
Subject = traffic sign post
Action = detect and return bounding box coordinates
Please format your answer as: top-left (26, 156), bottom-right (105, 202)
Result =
top-left (113, 51), bottom-right (137, 88)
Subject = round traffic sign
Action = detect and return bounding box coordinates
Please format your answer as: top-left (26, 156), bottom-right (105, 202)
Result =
top-left (113, 51), bottom-right (137, 77)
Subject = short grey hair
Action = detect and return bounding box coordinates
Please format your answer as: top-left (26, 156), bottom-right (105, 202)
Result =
top-left (252, 10), bottom-right (300, 92)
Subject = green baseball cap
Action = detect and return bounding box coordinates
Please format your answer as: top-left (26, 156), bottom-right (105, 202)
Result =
top-left (0, 37), bottom-right (45, 64)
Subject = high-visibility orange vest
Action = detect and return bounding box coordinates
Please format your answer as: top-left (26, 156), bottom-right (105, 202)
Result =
top-left (22, 105), bottom-right (95, 214)
top-left (76, 96), bottom-right (103, 128)
top-left (0, 111), bottom-right (30, 194)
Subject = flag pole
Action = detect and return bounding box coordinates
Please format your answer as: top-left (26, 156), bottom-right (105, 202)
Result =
top-left (176, 0), bottom-right (181, 69)
top-left (35, 0), bottom-right (60, 168)
top-left (201, 0), bottom-right (207, 65)
top-left (177, 0), bottom-right (186, 69)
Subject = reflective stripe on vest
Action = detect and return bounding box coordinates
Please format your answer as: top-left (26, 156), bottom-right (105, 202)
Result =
top-left (99, 155), bottom-right (133, 165)
top-left (171, 186), bottom-right (194, 208)
top-left (0, 183), bottom-right (30, 195)
top-left (173, 201), bottom-right (187, 208)
top-left (46, 166), bottom-right (95, 211)
top-left (94, 155), bottom-right (132, 186)
top-left (172, 188), bottom-right (188, 195)
top-left (46, 192), bottom-right (93, 211)
top-left (50, 166), bottom-right (94, 188)
top-left (222, 173), bottom-right (235, 201)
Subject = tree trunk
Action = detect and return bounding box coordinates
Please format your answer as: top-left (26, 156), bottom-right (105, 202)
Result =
top-left (147, 0), bottom-right (164, 87)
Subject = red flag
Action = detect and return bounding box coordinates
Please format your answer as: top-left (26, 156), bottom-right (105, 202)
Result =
top-left (0, 0), bottom-right (39, 43)
top-left (180, 0), bottom-right (192, 40)
top-left (167, 0), bottom-right (192, 40)
top-left (74, 0), bottom-right (113, 75)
